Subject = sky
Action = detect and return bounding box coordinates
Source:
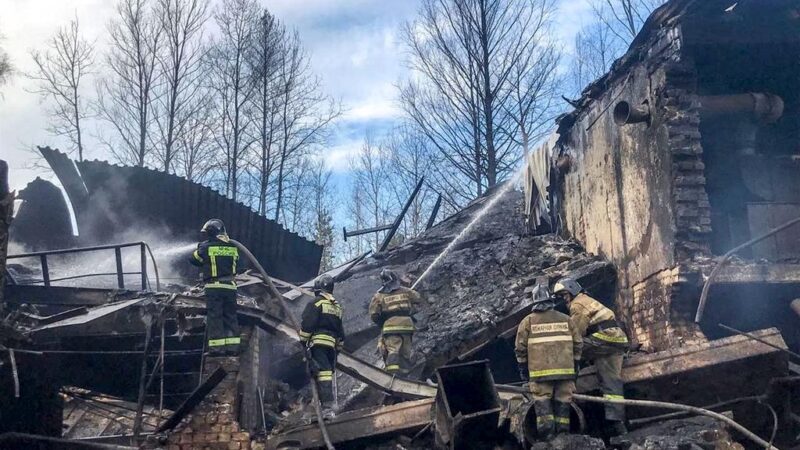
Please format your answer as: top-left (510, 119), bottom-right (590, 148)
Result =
top-left (0, 0), bottom-right (594, 192)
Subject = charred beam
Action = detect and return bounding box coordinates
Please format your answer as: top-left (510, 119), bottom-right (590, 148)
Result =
top-left (156, 366), bottom-right (227, 433)
top-left (379, 177), bottom-right (425, 252)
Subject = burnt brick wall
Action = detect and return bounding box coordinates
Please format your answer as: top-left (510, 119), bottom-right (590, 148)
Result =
top-left (557, 25), bottom-right (712, 351)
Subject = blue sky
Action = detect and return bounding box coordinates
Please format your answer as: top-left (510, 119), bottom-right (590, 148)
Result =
top-left (0, 0), bottom-right (594, 192)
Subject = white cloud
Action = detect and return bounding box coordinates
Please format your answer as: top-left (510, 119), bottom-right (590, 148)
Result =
top-left (320, 139), bottom-right (363, 172)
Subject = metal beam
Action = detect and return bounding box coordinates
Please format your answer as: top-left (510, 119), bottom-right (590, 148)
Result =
top-left (379, 177), bottom-right (425, 252)
top-left (426, 194), bottom-right (442, 230)
top-left (343, 224), bottom-right (393, 242)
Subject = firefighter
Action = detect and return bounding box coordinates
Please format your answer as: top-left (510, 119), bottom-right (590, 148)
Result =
top-left (515, 285), bottom-right (582, 440)
top-left (300, 274), bottom-right (345, 416)
top-left (369, 269), bottom-right (423, 374)
top-left (190, 219), bottom-right (241, 356)
top-left (553, 278), bottom-right (629, 436)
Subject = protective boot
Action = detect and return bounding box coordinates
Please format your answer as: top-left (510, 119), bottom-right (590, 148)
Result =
top-left (533, 400), bottom-right (555, 441)
top-left (554, 401), bottom-right (571, 435)
top-left (607, 419), bottom-right (627, 437)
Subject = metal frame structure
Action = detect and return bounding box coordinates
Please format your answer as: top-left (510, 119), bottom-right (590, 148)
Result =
top-left (7, 242), bottom-right (157, 290)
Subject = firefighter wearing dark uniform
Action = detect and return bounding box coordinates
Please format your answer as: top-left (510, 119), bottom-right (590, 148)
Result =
top-left (515, 285), bottom-right (582, 439)
top-left (554, 278), bottom-right (629, 436)
top-left (369, 269), bottom-right (423, 374)
top-left (190, 219), bottom-right (241, 356)
top-left (300, 274), bottom-right (345, 412)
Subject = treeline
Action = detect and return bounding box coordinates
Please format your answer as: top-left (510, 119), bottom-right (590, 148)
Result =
top-left (22, 0), bottom-right (665, 269)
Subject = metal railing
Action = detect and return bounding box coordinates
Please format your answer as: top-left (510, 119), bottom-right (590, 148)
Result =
top-left (7, 242), bottom-right (160, 291)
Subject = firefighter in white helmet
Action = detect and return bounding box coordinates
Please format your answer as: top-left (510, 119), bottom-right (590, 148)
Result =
top-left (553, 278), bottom-right (629, 436)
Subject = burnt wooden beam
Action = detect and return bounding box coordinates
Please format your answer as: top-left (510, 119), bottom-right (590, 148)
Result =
top-left (268, 398), bottom-right (434, 449)
top-left (156, 366), bottom-right (227, 433)
top-left (5, 285), bottom-right (139, 307)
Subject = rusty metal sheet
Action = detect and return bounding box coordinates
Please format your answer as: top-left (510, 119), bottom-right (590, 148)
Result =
top-left (267, 398), bottom-right (435, 449)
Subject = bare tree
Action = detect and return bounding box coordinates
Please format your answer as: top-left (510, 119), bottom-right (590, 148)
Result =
top-left (175, 93), bottom-right (216, 183)
top-left (27, 17), bottom-right (94, 161)
top-left (305, 159), bottom-right (336, 272)
top-left (153, 0), bottom-right (209, 173)
top-left (97, 0), bottom-right (163, 166)
top-left (272, 30), bottom-right (340, 224)
top-left (570, 21), bottom-right (618, 94)
top-left (349, 136), bottom-right (393, 250)
top-left (247, 9), bottom-right (284, 216)
top-left (591, 0), bottom-right (664, 44)
top-left (207, 0), bottom-right (259, 202)
top-left (0, 31), bottom-right (11, 87)
top-left (401, 0), bottom-right (556, 205)
top-left (384, 125), bottom-right (436, 239)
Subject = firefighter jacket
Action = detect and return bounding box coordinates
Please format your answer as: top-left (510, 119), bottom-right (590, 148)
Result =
top-left (569, 293), bottom-right (629, 350)
top-left (190, 235), bottom-right (239, 290)
top-left (300, 292), bottom-right (345, 349)
top-left (369, 287), bottom-right (422, 335)
top-left (515, 309), bottom-right (583, 382)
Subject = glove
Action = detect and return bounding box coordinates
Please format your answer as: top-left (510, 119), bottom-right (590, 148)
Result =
top-left (518, 363), bottom-right (529, 382)
top-left (336, 340), bottom-right (344, 352)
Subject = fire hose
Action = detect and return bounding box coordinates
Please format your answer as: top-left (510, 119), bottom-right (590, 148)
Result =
top-left (230, 239), bottom-right (336, 450)
top-left (572, 394), bottom-right (779, 450)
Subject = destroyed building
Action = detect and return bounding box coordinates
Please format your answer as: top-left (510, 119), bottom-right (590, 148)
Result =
top-left (526, 0), bottom-right (800, 353)
top-left (2, 0), bottom-right (800, 449)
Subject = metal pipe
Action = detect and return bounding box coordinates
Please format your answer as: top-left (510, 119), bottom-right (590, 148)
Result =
top-left (718, 323), bottom-right (800, 362)
top-left (7, 241), bottom-right (148, 259)
top-left (699, 93), bottom-right (784, 123)
top-left (114, 247), bottom-right (124, 289)
top-left (229, 239), bottom-right (336, 450)
top-left (695, 215), bottom-right (800, 323)
top-left (613, 101), bottom-right (651, 126)
top-left (572, 394), bottom-right (779, 450)
top-left (379, 177), bottom-right (425, 252)
top-left (343, 224), bottom-right (393, 242)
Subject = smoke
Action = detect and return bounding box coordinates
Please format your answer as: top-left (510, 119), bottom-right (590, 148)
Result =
top-left (7, 226), bottom-right (200, 290)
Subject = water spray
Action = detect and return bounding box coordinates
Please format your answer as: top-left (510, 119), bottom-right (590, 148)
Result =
top-left (412, 167), bottom-right (525, 290)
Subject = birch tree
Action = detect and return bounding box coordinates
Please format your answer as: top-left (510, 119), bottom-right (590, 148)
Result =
top-left (27, 17), bottom-right (95, 161)
top-left (97, 0), bottom-right (162, 166)
top-left (153, 0), bottom-right (209, 173)
top-left (207, 0), bottom-right (258, 202)
top-left (401, 0), bottom-right (559, 205)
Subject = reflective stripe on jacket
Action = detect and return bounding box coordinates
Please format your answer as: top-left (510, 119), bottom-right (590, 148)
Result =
top-left (300, 292), bottom-right (345, 348)
top-left (369, 287), bottom-right (421, 335)
top-left (569, 293), bottom-right (628, 350)
top-left (515, 309), bottom-right (583, 382)
top-left (189, 237), bottom-right (239, 290)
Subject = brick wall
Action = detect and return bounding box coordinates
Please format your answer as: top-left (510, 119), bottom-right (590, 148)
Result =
top-left (630, 267), bottom-right (706, 351)
top-left (162, 355), bottom-right (264, 450)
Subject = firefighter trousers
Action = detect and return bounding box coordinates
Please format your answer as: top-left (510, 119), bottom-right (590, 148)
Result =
top-left (206, 288), bottom-right (240, 354)
top-left (584, 341), bottom-right (625, 422)
top-left (379, 333), bottom-right (413, 374)
top-left (531, 380), bottom-right (575, 436)
top-left (310, 345), bottom-right (337, 407)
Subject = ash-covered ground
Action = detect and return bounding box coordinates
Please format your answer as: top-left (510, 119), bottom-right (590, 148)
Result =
top-left (274, 186), bottom-right (614, 415)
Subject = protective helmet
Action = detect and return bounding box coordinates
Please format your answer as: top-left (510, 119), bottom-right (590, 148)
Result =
top-left (553, 278), bottom-right (583, 297)
top-left (531, 284), bottom-right (552, 304)
top-left (201, 219), bottom-right (227, 237)
top-left (380, 268), bottom-right (398, 284)
top-left (314, 274), bottom-right (335, 294)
